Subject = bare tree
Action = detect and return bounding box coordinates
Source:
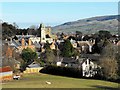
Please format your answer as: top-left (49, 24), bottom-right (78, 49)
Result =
top-left (99, 43), bottom-right (118, 80)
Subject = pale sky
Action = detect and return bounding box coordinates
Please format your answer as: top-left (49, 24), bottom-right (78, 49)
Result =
top-left (0, 0), bottom-right (119, 2)
top-left (1, 1), bottom-right (119, 28)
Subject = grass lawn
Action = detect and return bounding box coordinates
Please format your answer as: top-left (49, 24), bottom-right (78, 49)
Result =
top-left (2, 73), bottom-right (119, 89)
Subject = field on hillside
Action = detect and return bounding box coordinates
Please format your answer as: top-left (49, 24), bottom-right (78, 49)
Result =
top-left (52, 15), bottom-right (118, 34)
top-left (2, 73), bottom-right (119, 89)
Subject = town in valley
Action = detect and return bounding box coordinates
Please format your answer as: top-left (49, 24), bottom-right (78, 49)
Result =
top-left (0, 2), bottom-right (120, 89)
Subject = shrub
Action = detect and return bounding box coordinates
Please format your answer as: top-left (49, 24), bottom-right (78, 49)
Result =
top-left (40, 65), bottom-right (82, 78)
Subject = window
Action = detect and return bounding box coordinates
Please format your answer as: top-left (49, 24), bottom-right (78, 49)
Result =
top-left (89, 60), bottom-right (90, 64)
top-left (89, 66), bottom-right (92, 70)
top-left (85, 60), bottom-right (87, 64)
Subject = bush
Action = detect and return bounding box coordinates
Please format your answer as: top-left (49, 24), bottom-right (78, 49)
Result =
top-left (40, 65), bottom-right (82, 78)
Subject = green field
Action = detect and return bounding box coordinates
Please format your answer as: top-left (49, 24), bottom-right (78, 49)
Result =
top-left (2, 73), bottom-right (119, 89)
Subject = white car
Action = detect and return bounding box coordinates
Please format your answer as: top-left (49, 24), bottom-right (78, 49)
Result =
top-left (13, 75), bottom-right (20, 80)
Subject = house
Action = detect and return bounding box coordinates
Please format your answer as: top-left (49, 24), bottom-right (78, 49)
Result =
top-left (50, 40), bottom-right (56, 50)
top-left (18, 37), bottom-right (35, 52)
top-left (14, 60), bottom-right (21, 69)
top-left (56, 61), bottom-right (62, 66)
top-left (2, 42), bottom-right (19, 59)
top-left (70, 39), bottom-right (77, 48)
top-left (117, 40), bottom-right (120, 46)
top-left (5, 36), bottom-right (35, 53)
top-left (30, 36), bottom-right (40, 44)
top-left (23, 62), bottom-right (43, 74)
top-left (56, 54), bottom-right (100, 77)
top-left (77, 41), bottom-right (94, 53)
top-left (4, 43), bottom-right (14, 58)
top-left (82, 58), bottom-right (98, 77)
top-left (0, 66), bottom-right (13, 81)
top-left (56, 57), bottom-right (79, 68)
top-left (50, 40), bottom-right (58, 50)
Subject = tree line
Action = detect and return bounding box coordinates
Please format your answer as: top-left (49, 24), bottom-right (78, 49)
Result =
top-left (2, 22), bottom-right (41, 40)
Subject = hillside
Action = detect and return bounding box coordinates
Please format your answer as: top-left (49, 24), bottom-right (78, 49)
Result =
top-left (52, 15), bottom-right (118, 34)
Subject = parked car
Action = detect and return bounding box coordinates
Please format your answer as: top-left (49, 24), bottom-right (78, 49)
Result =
top-left (13, 75), bottom-right (20, 80)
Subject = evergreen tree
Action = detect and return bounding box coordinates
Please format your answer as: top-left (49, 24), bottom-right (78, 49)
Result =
top-left (21, 47), bottom-right (37, 63)
top-left (45, 48), bottom-right (56, 65)
top-left (98, 30), bottom-right (112, 39)
top-left (40, 41), bottom-right (56, 65)
top-left (61, 39), bottom-right (75, 57)
top-left (21, 47), bottom-right (38, 71)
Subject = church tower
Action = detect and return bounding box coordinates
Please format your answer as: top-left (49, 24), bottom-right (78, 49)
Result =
top-left (40, 23), bottom-right (46, 43)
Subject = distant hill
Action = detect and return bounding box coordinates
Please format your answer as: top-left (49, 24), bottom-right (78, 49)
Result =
top-left (52, 15), bottom-right (118, 34)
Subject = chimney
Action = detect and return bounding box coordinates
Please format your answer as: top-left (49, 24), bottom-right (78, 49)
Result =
top-left (10, 37), bottom-right (12, 44)
top-left (21, 38), bottom-right (25, 46)
top-left (28, 38), bottom-right (31, 45)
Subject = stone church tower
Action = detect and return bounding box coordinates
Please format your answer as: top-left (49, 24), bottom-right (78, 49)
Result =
top-left (40, 23), bottom-right (46, 43)
top-left (39, 23), bottom-right (53, 43)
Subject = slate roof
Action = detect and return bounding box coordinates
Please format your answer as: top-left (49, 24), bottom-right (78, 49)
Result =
top-left (62, 58), bottom-right (77, 64)
top-left (81, 54), bottom-right (100, 61)
top-left (28, 62), bottom-right (40, 68)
